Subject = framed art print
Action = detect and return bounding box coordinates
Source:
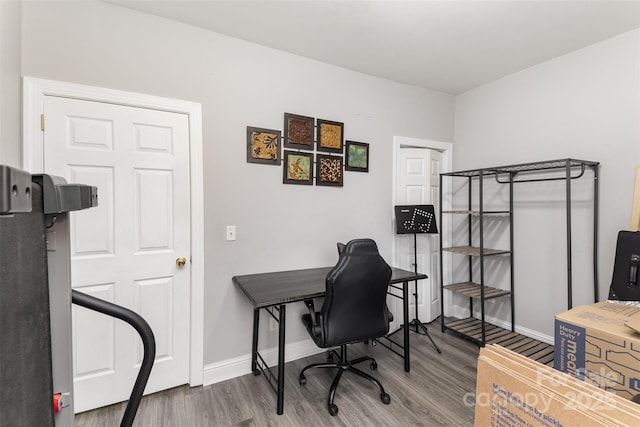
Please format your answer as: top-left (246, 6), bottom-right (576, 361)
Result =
top-left (316, 119), bottom-right (344, 154)
top-left (246, 126), bottom-right (280, 165)
top-left (283, 150), bottom-right (313, 185)
top-left (284, 113), bottom-right (314, 150)
top-left (345, 140), bottom-right (369, 172)
top-left (316, 154), bottom-right (343, 187)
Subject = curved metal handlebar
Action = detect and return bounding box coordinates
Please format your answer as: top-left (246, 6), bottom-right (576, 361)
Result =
top-left (72, 290), bottom-right (156, 427)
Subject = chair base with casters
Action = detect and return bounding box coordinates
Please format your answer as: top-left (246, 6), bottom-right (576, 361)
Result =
top-left (299, 344), bottom-right (391, 416)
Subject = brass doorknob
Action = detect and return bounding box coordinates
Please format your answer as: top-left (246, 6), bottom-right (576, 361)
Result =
top-left (176, 256), bottom-right (187, 267)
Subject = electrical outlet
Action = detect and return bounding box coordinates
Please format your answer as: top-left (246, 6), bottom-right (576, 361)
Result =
top-left (269, 318), bottom-right (278, 331)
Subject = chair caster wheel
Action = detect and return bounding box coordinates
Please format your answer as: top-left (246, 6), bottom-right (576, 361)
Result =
top-left (370, 361), bottom-right (378, 370)
top-left (371, 340), bottom-right (377, 347)
top-left (328, 404), bottom-right (339, 416)
top-left (299, 374), bottom-right (307, 385)
top-left (381, 393), bottom-right (391, 405)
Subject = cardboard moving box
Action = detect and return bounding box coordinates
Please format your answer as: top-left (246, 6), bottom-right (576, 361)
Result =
top-left (554, 302), bottom-right (640, 399)
top-left (475, 345), bottom-right (640, 427)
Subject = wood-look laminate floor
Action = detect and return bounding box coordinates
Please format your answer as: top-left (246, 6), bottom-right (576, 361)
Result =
top-left (76, 325), bottom-right (481, 427)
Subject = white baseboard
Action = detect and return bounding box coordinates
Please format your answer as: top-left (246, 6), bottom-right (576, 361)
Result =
top-left (204, 312), bottom-right (554, 387)
top-left (447, 306), bottom-right (553, 345)
top-left (203, 338), bottom-right (324, 386)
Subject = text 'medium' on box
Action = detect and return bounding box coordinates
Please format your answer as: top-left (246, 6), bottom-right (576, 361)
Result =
top-left (554, 301), bottom-right (640, 399)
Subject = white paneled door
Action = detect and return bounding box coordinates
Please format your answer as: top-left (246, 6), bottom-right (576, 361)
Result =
top-left (397, 147), bottom-right (442, 322)
top-left (43, 96), bottom-right (191, 412)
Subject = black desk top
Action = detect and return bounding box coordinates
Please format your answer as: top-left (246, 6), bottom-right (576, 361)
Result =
top-left (233, 266), bottom-right (427, 308)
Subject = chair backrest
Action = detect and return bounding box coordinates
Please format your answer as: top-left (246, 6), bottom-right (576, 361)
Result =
top-left (320, 239), bottom-right (392, 346)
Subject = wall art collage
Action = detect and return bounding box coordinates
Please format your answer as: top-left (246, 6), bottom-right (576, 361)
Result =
top-left (247, 112), bottom-right (369, 187)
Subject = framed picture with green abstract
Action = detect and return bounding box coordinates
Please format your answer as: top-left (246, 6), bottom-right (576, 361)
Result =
top-left (345, 140), bottom-right (369, 172)
top-left (283, 150), bottom-right (313, 185)
top-left (316, 154), bottom-right (343, 187)
top-left (246, 126), bottom-right (280, 165)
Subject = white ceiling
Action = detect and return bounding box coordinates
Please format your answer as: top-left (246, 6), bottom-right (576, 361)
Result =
top-left (106, 0), bottom-right (640, 94)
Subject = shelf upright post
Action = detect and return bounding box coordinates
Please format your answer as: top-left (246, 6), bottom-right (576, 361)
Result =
top-left (479, 170), bottom-right (486, 345)
top-left (468, 176), bottom-right (474, 317)
top-left (565, 160), bottom-right (573, 309)
top-left (440, 173), bottom-right (445, 333)
top-left (593, 165), bottom-right (599, 302)
top-left (509, 172), bottom-right (515, 331)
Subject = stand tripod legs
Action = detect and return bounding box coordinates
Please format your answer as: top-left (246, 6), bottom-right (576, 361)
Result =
top-left (409, 232), bottom-right (441, 354)
top-left (407, 276), bottom-right (441, 354)
top-left (408, 317), bottom-right (442, 354)
top-left (409, 233), bottom-right (442, 354)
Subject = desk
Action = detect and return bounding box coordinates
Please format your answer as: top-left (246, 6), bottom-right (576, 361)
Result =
top-left (233, 266), bottom-right (426, 415)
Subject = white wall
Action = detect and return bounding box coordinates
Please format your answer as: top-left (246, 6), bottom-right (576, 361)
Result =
top-left (454, 29), bottom-right (640, 340)
top-left (16, 1), bottom-right (454, 367)
top-left (9, 0), bottom-right (637, 378)
top-left (0, 0), bottom-right (22, 167)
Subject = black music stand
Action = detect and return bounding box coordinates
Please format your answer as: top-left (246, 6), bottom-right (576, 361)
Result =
top-left (394, 204), bottom-right (441, 353)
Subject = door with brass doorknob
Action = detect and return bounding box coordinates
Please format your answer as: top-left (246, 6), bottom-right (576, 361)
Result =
top-left (43, 94), bottom-right (192, 412)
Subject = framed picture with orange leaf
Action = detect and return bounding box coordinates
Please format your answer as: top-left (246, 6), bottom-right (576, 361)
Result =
top-left (283, 151), bottom-right (313, 185)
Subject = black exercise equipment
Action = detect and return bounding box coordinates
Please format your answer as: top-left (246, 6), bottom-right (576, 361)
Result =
top-left (609, 231), bottom-right (640, 301)
top-left (0, 165), bottom-right (155, 427)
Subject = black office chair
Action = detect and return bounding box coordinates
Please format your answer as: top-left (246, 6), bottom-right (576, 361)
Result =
top-left (299, 238), bottom-right (393, 416)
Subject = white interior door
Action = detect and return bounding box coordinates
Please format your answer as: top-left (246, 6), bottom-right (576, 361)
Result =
top-left (397, 147), bottom-right (442, 322)
top-left (43, 95), bottom-right (191, 412)
top-left (428, 151), bottom-right (442, 320)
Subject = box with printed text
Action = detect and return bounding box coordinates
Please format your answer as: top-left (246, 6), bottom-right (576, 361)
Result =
top-left (475, 345), bottom-right (640, 426)
top-left (554, 302), bottom-right (640, 399)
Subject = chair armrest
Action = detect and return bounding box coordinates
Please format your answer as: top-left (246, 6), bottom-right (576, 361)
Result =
top-left (303, 299), bottom-right (322, 337)
top-left (385, 305), bottom-right (394, 323)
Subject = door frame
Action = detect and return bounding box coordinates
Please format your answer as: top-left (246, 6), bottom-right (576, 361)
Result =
top-left (22, 77), bottom-right (204, 386)
top-left (391, 136), bottom-right (453, 321)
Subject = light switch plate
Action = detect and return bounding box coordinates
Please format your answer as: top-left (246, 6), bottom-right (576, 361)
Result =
top-left (226, 225), bottom-right (236, 241)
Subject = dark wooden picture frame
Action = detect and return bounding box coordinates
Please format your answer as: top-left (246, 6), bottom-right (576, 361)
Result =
top-left (316, 119), bottom-right (344, 154)
top-left (284, 113), bottom-right (314, 150)
top-left (246, 126), bottom-right (281, 165)
top-left (283, 150), bottom-right (313, 185)
top-left (345, 140), bottom-right (369, 172)
top-left (316, 154), bottom-right (343, 187)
